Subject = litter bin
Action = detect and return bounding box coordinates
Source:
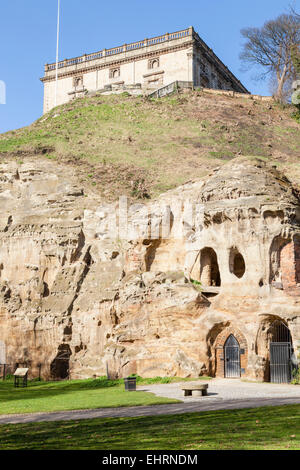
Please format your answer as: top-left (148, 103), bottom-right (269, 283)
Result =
top-left (124, 376), bottom-right (137, 391)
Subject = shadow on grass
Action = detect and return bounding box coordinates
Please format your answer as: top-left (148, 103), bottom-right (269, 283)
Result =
top-left (0, 405), bottom-right (299, 450)
top-left (0, 375), bottom-right (203, 405)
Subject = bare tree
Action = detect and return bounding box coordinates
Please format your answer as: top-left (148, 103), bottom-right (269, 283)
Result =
top-left (240, 13), bottom-right (300, 101)
top-left (289, 4), bottom-right (300, 18)
top-left (290, 6), bottom-right (300, 74)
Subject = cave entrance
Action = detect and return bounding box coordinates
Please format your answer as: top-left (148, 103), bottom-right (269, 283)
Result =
top-left (229, 248), bottom-right (246, 278)
top-left (50, 344), bottom-right (71, 380)
top-left (269, 321), bottom-right (293, 383)
top-left (224, 335), bottom-right (241, 378)
top-left (200, 248), bottom-right (221, 287)
top-left (0, 341), bottom-right (6, 364)
top-left (0, 341), bottom-right (6, 379)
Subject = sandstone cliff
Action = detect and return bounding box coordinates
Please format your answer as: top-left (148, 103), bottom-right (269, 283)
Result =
top-left (0, 156), bottom-right (299, 381)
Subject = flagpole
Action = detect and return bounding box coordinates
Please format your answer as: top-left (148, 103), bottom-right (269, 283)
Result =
top-left (54, 0), bottom-right (61, 107)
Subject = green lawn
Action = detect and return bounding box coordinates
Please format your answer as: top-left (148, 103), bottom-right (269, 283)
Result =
top-left (0, 405), bottom-right (299, 450)
top-left (0, 376), bottom-right (206, 415)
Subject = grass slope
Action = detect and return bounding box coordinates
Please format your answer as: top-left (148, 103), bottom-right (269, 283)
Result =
top-left (0, 376), bottom-right (209, 415)
top-left (0, 91), bottom-right (299, 200)
top-left (0, 405), bottom-right (299, 450)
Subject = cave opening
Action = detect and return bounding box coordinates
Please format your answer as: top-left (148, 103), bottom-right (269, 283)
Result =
top-left (229, 248), bottom-right (246, 278)
top-left (50, 344), bottom-right (71, 380)
top-left (200, 247), bottom-right (221, 287)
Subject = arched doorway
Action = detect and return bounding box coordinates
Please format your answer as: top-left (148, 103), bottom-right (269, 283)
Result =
top-left (213, 326), bottom-right (248, 378)
top-left (269, 321), bottom-right (293, 383)
top-left (224, 335), bottom-right (241, 378)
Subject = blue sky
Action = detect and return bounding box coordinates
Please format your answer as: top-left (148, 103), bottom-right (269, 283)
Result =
top-left (0, 0), bottom-right (298, 133)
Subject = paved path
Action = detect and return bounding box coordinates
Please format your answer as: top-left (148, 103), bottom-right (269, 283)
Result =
top-left (0, 397), bottom-right (299, 425)
top-left (0, 379), bottom-right (299, 425)
top-left (140, 378), bottom-right (300, 402)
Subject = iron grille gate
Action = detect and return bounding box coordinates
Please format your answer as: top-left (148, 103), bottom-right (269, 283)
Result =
top-left (270, 342), bottom-right (292, 383)
top-left (0, 342), bottom-right (5, 364)
top-left (224, 335), bottom-right (241, 378)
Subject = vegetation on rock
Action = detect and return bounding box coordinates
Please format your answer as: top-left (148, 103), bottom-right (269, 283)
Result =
top-left (0, 91), bottom-right (299, 200)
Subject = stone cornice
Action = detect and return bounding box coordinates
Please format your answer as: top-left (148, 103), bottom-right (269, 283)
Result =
top-left (40, 41), bottom-right (193, 83)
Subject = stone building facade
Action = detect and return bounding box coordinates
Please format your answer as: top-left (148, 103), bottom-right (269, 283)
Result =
top-left (41, 26), bottom-right (248, 113)
top-left (0, 157), bottom-right (299, 383)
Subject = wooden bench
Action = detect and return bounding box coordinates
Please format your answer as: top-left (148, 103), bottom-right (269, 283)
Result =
top-left (182, 383), bottom-right (208, 397)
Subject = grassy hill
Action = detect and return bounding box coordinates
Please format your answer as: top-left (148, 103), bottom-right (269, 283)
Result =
top-left (0, 90), bottom-right (299, 200)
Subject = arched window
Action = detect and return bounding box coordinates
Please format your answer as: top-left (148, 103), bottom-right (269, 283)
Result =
top-left (270, 235), bottom-right (300, 289)
top-left (200, 247), bottom-right (221, 286)
top-left (109, 68), bottom-right (120, 79)
top-left (148, 58), bottom-right (160, 69)
top-left (73, 76), bottom-right (83, 88)
top-left (229, 247), bottom-right (245, 278)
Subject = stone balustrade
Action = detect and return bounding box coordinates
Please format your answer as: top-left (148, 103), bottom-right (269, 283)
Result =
top-left (45, 27), bottom-right (192, 72)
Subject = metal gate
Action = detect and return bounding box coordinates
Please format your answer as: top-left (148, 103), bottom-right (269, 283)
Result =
top-left (0, 341), bottom-right (5, 364)
top-left (270, 342), bottom-right (292, 383)
top-left (269, 321), bottom-right (293, 383)
top-left (224, 335), bottom-right (241, 378)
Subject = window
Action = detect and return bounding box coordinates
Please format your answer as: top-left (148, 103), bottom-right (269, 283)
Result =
top-left (109, 68), bottom-right (120, 79)
top-left (200, 247), bottom-right (221, 286)
top-left (148, 58), bottom-right (160, 69)
top-left (73, 76), bottom-right (83, 88)
top-left (229, 247), bottom-right (246, 278)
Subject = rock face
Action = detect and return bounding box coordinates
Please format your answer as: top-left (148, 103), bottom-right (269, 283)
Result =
top-left (0, 156), bottom-right (299, 381)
